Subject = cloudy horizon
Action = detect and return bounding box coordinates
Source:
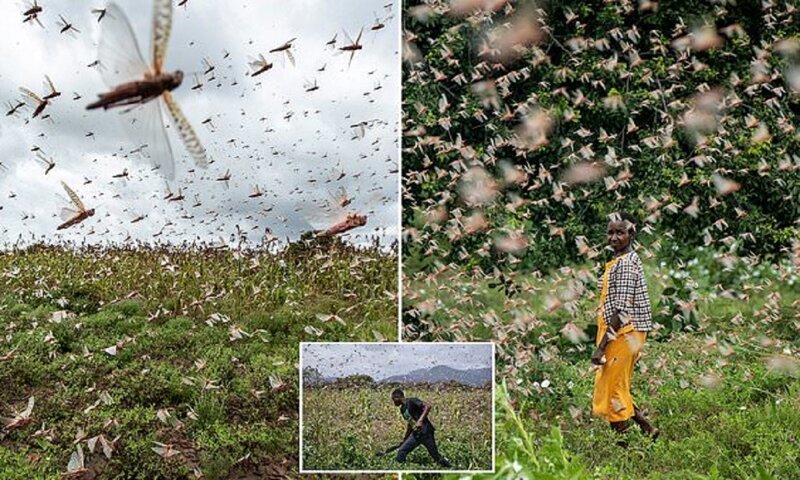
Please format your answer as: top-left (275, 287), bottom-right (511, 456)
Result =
top-left (301, 343), bottom-right (494, 380)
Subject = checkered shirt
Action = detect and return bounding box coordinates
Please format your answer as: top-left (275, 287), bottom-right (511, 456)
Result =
top-left (600, 250), bottom-right (653, 332)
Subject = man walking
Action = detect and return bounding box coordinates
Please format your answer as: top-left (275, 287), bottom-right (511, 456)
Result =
top-left (391, 388), bottom-right (452, 467)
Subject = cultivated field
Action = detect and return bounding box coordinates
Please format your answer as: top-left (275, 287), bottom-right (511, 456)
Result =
top-left (302, 383), bottom-right (492, 471)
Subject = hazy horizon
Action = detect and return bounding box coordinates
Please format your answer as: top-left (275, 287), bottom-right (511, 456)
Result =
top-left (301, 343), bottom-right (493, 380)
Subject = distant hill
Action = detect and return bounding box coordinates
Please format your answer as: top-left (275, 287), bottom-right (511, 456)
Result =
top-left (303, 375), bottom-right (353, 387)
top-left (381, 365), bottom-right (492, 387)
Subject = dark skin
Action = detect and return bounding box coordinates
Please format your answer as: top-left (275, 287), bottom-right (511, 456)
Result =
top-left (592, 219), bottom-right (659, 439)
top-left (392, 393), bottom-right (431, 439)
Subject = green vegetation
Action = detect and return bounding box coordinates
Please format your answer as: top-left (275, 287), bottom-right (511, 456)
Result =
top-left (403, 0), bottom-right (800, 477)
top-left (402, 0), bottom-right (800, 273)
top-left (0, 241), bottom-right (396, 479)
top-left (302, 384), bottom-right (492, 471)
top-left (404, 249), bottom-right (800, 479)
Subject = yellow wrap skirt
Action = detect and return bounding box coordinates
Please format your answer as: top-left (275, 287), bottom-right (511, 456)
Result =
top-left (592, 256), bottom-right (647, 423)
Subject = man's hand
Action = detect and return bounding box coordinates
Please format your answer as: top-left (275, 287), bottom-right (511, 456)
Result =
top-left (415, 419), bottom-right (423, 429)
top-left (591, 346), bottom-right (606, 366)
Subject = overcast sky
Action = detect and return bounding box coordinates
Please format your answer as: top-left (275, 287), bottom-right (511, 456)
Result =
top-left (0, 0), bottom-right (399, 248)
top-left (302, 343), bottom-right (494, 379)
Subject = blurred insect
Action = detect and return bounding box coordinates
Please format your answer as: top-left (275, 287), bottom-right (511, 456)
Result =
top-left (5, 100), bottom-right (25, 116)
top-left (330, 187), bottom-right (352, 208)
top-left (63, 444), bottom-right (88, 478)
top-left (191, 73), bottom-right (203, 90)
top-left (248, 185), bottom-right (264, 198)
top-left (1, 396), bottom-right (34, 430)
top-left (339, 28), bottom-right (364, 68)
top-left (309, 187), bottom-right (369, 238)
top-left (168, 187), bottom-right (185, 202)
top-left (325, 33), bottom-right (337, 48)
top-left (304, 78), bottom-right (319, 92)
top-left (269, 38), bottom-right (296, 66)
top-left (248, 53), bottom-right (273, 76)
top-left (349, 118), bottom-right (381, 139)
top-left (318, 212), bottom-right (367, 237)
top-left (57, 182), bottom-right (95, 230)
top-left (216, 169), bottom-right (231, 188)
top-left (201, 57), bottom-right (215, 75)
top-left (87, 434), bottom-right (117, 460)
top-left (86, 0), bottom-right (209, 180)
top-left (371, 11), bottom-right (393, 31)
top-left (19, 85), bottom-right (50, 118)
top-left (57, 14), bottom-right (79, 34)
top-left (112, 168), bottom-right (129, 179)
top-left (151, 441), bottom-right (181, 459)
top-left (35, 152), bottom-right (56, 174)
top-left (22, 0), bottom-right (43, 27)
top-left (92, 8), bottom-right (107, 22)
top-left (42, 75), bottom-right (60, 100)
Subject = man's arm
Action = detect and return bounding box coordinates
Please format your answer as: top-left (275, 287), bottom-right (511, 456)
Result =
top-left (404, 423), bottom-right (413, 439)
top-left (416, 402), bottom-right (432, 428)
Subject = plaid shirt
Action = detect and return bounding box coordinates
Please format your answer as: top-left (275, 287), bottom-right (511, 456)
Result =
top-left (600, 250), bottom-right (653, 332)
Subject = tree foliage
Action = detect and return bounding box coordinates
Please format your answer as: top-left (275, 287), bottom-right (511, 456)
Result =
top-left (403, 0), bottom-right (800, 275)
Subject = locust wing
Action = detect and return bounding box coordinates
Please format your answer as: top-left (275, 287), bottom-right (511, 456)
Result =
top-left (162, 91), bottom-right (209, 170)
top-left (61, 182), bottom-right (86, 212)
top-left (59, 207), bottom-right (80, 222)
top-left (44, 75), bottom-right (57, 94)
top-left (123, 98), bottom-right (176, 179)
top-left (98, 3), bottom-right (150, 89)
top-left (151, 0), bottom-right (173, 74)
top-left (19, 87), bottom-right (42, 106)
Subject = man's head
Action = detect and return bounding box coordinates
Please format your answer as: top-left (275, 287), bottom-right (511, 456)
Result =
top-left (391, 388), bottom-right (404, 406)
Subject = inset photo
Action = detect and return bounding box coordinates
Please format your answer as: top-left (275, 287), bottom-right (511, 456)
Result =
top-left (299, 342), bottom-right (494, 473)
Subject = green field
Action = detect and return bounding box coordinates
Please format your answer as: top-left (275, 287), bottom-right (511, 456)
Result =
top-left (0, 242), bottom-right (396, 479)
top-left (302, 384), bottom-right (492, 471)
top-left (404, 250), bottom-right (800, 480)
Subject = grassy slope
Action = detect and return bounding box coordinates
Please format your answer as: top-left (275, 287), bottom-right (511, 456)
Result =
top-left (404, 253), bottom-right (800, 479)
top-left (302, 385), bottom-right (492, 471)
top-left (0, 243), bottom-right (397, 479)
